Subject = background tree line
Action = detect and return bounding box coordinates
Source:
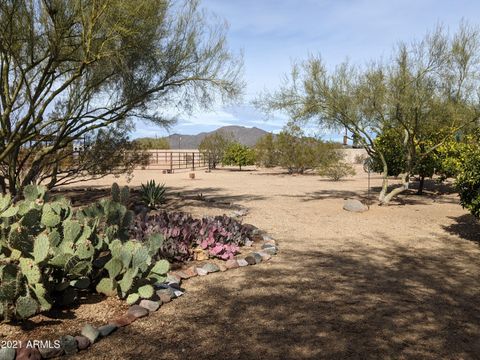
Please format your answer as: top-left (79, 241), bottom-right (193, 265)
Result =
top-left (257, 23), bottom-right (480, 209)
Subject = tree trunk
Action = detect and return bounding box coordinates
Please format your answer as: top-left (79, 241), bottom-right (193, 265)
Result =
top-left (380, 173), bottom-right (410, 205)
top-left (378, 152), bottom-right (389, 203)
top-left (418, 176), bottom-right (425, 195)
top-left (0, 176), bottom-right (6, 194)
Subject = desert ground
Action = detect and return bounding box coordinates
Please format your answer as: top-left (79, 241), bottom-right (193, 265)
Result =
top-left (2, 165), bottom-right (480, 359)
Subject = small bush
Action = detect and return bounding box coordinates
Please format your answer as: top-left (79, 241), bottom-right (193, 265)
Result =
top-left (255, 123), bottom-right (342, 174)
top-left (223, 142), bottom-right (256, 170)
top-left (319, 161), bottom-right (356, 181)
top-left (131, 212), bottom-right (253, 262)
top-left (456, 141), bottom-right (480, 218)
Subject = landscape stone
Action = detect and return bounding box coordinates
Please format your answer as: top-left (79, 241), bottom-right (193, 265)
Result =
top-left (172, 270), bottom-right (192, 279)
top-left (244, 240), bottom-right (254, 247)
top-left (139, 299), bottom-right (160, 312)
top-left (167, 283), bottom-right (184, 291)
top-left (111, 313), bottom-right (137, 327)
top-left (251, 228), bottom-right (261, 237)
top-left (75, 336), bottom-right (91, 351)
top-left (0, 348), bottom-right (16, 360)
top-left (232, 209), bottom-right (248, 217)
top-left (173, 289), bottom-right (184, 297)
top-left (156, 288), bottom-right (174, 302)
top-left (157, 293), bottom-right (172, 303)
top-left (183, 266), bottom-right (198, 278)
top-left (218, 263), bottom-right (228, 272)
top-left (244, 255), bottom-right (257, 265)
top-left (225, 259), bottom-right (239, 269)
top-left (81, 324), bottom-right (100, 343)
top-left (60, 335), bottom-right (78, 355)
top-left (196, 267), bottom-right (208, 276)
top-left (16, 347), bottom-right (41, 360)
top-left (261, 243), bottom-right (276, 249)
top-left (263, 235), bottom-right (274, 242)
top-left (127, 305), bottom-right (149, 319)
top-left (237, 258), bottom-right (249, 267)
top-left (343, 199), bottom-right (368, 213)
top-left (37, 344), bottom-right (64, 359)
top-left (98, 324), bottom-right (118, 337)
top-left (252, 253), bottom-right (263, 264)
top-left (262, 246), bottom-right (278, 255)
top-left (166, 273), bottom-right (181, 284)
top-left (257, 252), bottom-right (272, 261)
top-left (202, 263), bottom-right (220, 273)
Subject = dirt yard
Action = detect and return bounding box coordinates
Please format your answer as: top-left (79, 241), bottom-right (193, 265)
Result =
top-left (3, 166), bottom-right (480, 359)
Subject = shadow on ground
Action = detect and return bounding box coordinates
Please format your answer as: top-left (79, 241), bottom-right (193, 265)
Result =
top-left (78, 235), bottom-right (480, 360)
top-left (166, 186), bottom-right (267, 211)
top-left (443, 214), bottom-right (480, 244)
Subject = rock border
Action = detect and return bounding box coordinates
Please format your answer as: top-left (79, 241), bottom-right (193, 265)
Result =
top-left (5, 234), bottom-right (278, 359)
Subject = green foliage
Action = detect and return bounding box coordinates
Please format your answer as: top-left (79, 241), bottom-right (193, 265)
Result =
top-left (0, 0), bottom-right (242, 195)
top-left (318, 161), bottom-right (356, 181)
top-left (255, 133), bottom-right (277, 167)
top-left (0, 183), bottom-right (171, 321)
top-left (456, 132), bottom-right (480, 218)
top-left (133, 137), bottom-right (170, 150)
top-left (199, 132), bottom-right (234, 169)
top-left (140, 181), bottom-right (166, 209)
top-left (222, 143), bottom-right (256, 170)
top-left (370, 127), bottom-right (474, 192)
top-left (255, 123), bottom-right (342, 174)
top-left (257, 24), bottom-right (480, 203)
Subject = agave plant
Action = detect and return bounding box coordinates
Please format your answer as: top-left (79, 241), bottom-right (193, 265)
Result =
top-left (140, 180), bottom-right (166, 209)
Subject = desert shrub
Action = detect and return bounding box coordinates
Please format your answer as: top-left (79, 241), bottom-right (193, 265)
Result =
top-left (131, 212), bottom-right (253, 262)
top-left (255, 133), bottom-right (278, 167)
top-left (140, 180), bottom-right (166, 209)
top-left (456, 132), bottom-right (480, 218)
top-left (318, 161), bottom-right (356, 181)
top-left (199, 131), bottom-right (234, 169)
top-left (261, 123), bottom-right (341, 174)
top-left (354, 153), bottom-right (368, 164)
top-left (223, 143), bottom-right (256, 170)
top-left (457, 155), bottom-right (480, 218)
top-left (0, 184), bottom-right (169, 321)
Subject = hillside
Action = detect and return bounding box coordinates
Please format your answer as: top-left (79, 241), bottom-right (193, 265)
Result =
top-left (167, 125), bottom-right (269, 149)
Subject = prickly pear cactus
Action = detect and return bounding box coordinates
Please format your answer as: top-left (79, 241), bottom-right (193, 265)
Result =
top-left (0, 183), bottom-right (171, 321)
top-left (0, 185), bottom-right (101, 321)
top-left (94, 238), bottom-right (170, 302)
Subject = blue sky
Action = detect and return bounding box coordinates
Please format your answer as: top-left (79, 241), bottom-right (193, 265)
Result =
top-left (132, 0), bottom-right (480, 140)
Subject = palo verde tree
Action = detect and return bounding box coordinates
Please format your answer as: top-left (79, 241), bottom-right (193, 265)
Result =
top-left (256, 24), bottom-right (480, 204)
top-left (0, 0), bottom-right (243, 195)
top-left (199, 131), bottom-right (234, 169)
top-left (254, 132), bottom-right (277, 168)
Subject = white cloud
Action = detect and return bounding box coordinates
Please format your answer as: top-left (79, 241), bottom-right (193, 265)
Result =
top-left (133, 1), bottom-right (480, 138)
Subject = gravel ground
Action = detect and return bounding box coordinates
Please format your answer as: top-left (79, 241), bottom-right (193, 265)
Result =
top-left (3, 166), bottom-right (480, 359)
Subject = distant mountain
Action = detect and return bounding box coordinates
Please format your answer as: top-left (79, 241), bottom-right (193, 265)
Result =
top-left (167, 125), bottom-right (269, 149)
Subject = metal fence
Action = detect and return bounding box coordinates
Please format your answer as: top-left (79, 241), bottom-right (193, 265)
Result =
top-left (141, 150), bottom-right (208, 172)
